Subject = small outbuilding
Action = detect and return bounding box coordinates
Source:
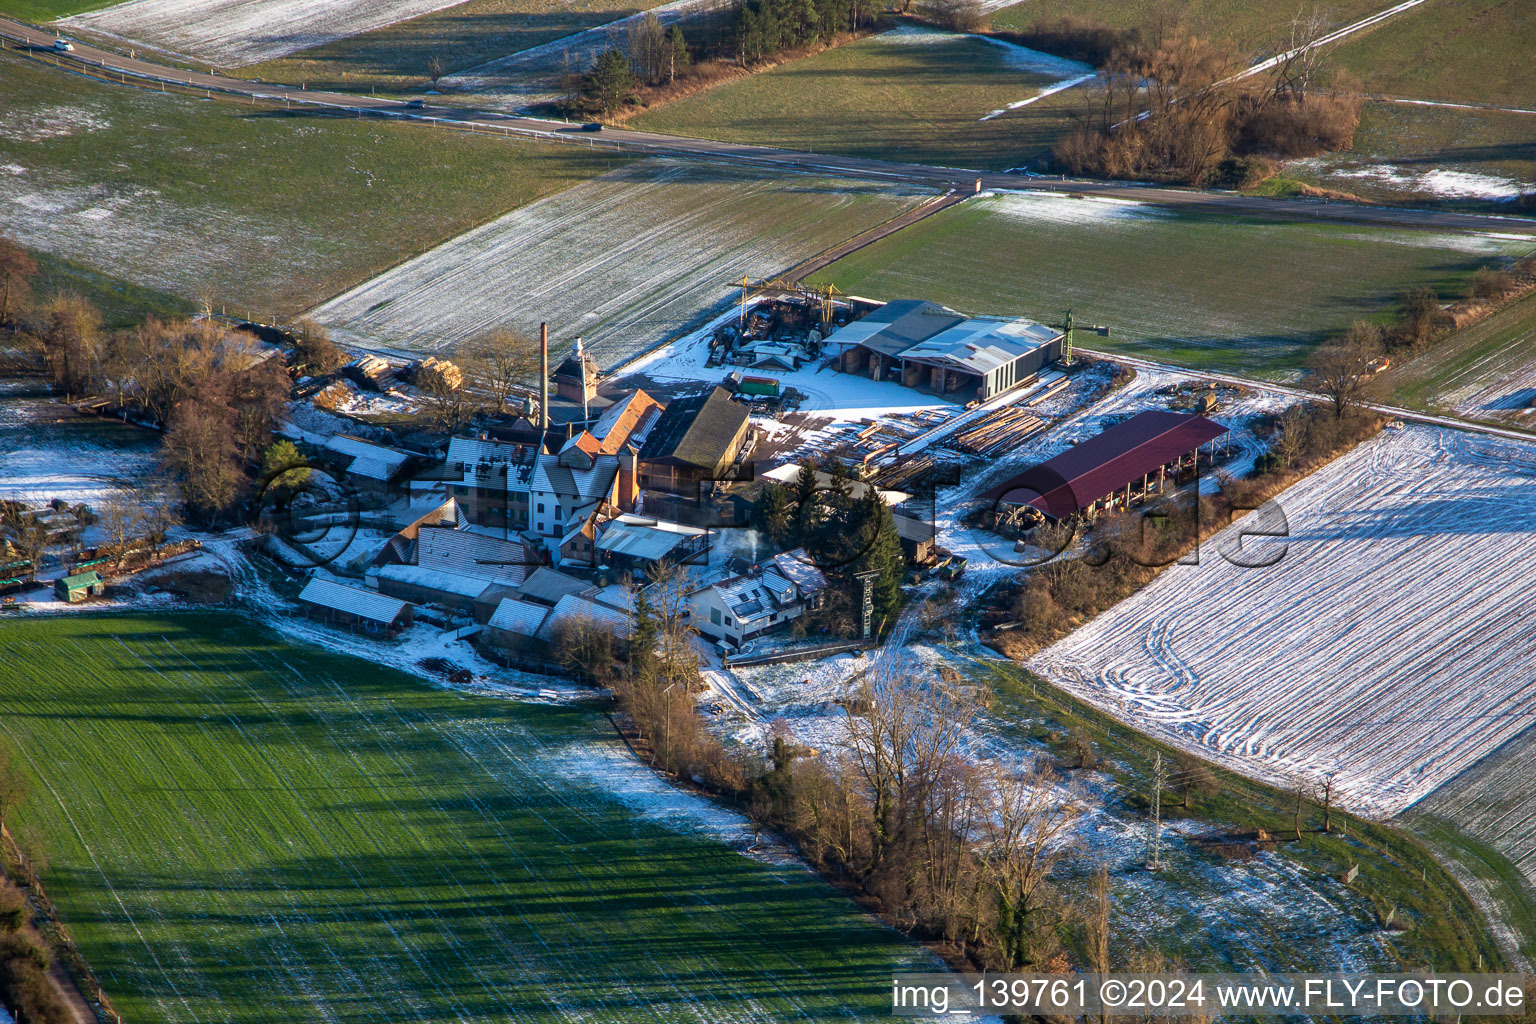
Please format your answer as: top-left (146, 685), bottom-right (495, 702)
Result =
top-left (298, 578), bottom-right (414, 636)
top-left (55, 570), bottom-right (104, 603)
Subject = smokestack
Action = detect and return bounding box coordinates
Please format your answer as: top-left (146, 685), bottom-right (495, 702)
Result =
top-left (539, 321), bottom-right (549, 436)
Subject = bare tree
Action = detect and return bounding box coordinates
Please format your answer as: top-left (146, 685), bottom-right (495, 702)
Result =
top-left (1270, 6), bottom-right (1332, 102)
top-left (625, 13), bottom-right (668, 85)
top-left (461, 327), bottom-right (539, 414)
top-left (1086, 864), bottom-right (1112, 1024)
top-left (985, 763), bottom-right (1082, 968)
top-left (427, 55), bottom-right (444, 88)
top-left (1306, 321), bottom-right (1383, 418)
top-left (97, 486), bottom-right (145, 554)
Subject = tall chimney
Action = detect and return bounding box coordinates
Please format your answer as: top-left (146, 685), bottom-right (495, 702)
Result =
top-left (539, 321), bottom-right (549, 435)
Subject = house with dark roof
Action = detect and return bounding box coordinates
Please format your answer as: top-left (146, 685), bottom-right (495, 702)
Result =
top-left (638, 386), bottom-right (750, 495)
top-left (982, 410), bottom-right (1228, 521)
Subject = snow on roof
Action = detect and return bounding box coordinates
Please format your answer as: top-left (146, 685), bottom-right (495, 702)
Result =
top-left (898, 317), bottom-right (1061, 376)
top-left (517, 566), bottom-right (596, 605)
top-left (821, 299), bottom-right (963, 357)
top-left (487, 597), bottom-right (549, 636)
top-left (772, 550), bottom-right (827, 594)
top-left (371, 563), bottom-right (499, 600)
top-left (537, 593), bottom-right (634, 641)
top-left (447, 435), bottom-right (536, 470)
top-left (417, 527), bottom-right (529, 586)
top-left (299, 578), bottom-right (409, 623)
top-left (323, 435), bottom-right (412, 481)
top-left (530, 453), bottom-right (619, 502)
top-left (590, 390), bottom-right (663, 453)
top-left (596, 521), bottom-right (694, 561)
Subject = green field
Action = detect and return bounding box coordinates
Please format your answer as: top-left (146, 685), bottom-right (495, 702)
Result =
top-left (631, 27), bottom-right (1082, 171)
top-left (988, 0), bottom-right (1389, 56)
top-left (1331, 0), bottom-right (1536, 109)
top-left (0, 613), bottom-right (931, 1023)
top-left (0, 0), bottom-right (112, 21)
top-left (1291, 101), bottom-right (1536, 210)
top-left (0, 51), bottom-right (621, 318)
top-left (1379, 289), bottom-right (1536, 420)
top-left (246, 0), bottom-right (669, 94)
top-left (805, 191), bottom-right (1532, 375)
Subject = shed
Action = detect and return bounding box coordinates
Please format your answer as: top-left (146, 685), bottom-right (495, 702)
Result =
top-left (982, 410), bottom-right (1227, 520)
top-left (55, 570), bottom-right (104, 603)
top-left (298, 578), bottom-right (413, 635)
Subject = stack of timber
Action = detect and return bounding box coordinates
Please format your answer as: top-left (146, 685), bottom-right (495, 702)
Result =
top-left (952, 408), bottom-right (1046, 456)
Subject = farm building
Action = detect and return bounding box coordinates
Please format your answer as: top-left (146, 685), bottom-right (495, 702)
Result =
top-left (298, 578), bottom-right (413, 636)
top-left (638, 386), bottom-right (750, 495)
top-left (321, 434), bottom-right (416, 493)
top-left (595, 515), bottom-right (710, 573)
top-left (982, 410), bottom-right (1228, 522)
top-left (516, 566), bottom-right (598, 607)
top-left (830, 300), bottom-right (1063, 402)
top-left (54, 570), bottom-right (104, 603)
top-left (483, 596), bottom-right (552, 658)
top-left (892, 514), bottom-right (937, 563)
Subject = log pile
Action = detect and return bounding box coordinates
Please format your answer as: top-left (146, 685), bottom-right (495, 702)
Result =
top-left (952, 408), bottom-right (1046, 456)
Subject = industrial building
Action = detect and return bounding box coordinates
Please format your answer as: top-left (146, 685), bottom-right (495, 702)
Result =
top-left (638, 385), bottom-right (750, 494)
top-left (829, 299), bottom-right (1065, 403)
top-left (982, 410), bottom-right (1228, 522)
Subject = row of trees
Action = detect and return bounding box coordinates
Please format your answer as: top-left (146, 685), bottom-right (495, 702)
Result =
top-left (752, 458), bottom-right (905, 636)
top-left (1306, 256), bottom-right (1536, 420)
top-left (732, 0), bottom-right (871, 65)
top-left (1051, 12), bottom-right (1363, 185)
top-left (571, 583), bottom-right (1098, 971)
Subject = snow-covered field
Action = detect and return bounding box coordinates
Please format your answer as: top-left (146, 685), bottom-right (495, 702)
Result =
top-left (60, 0), bottom-right (467, 67)
top-left (312, 160), bottom-right (935, 366)
top-left (1031, 424), bottom-right (1536, 819)
top-left (0, 376), bottom-right (161, 506)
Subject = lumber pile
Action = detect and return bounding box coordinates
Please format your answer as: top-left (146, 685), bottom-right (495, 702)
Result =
top-left (417, 356), bottom-right (464, 392)
top-left (952, 408), bottom-right (1046, 456)
top-left (872, 454), bottom-right (935, 490)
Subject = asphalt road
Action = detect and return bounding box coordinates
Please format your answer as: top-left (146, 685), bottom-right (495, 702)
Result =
top-left (8, 16), bottom-right (1536, 238)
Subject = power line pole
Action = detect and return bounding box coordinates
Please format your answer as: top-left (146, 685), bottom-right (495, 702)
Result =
top-left (1146, 752), bottom-right (1166, 870)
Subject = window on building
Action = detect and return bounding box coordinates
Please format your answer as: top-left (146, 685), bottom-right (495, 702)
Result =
top-left (710, 607), bottom-right (722, 626)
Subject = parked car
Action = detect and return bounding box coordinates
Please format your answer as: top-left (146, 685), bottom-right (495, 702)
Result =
top-left (53, 38), bottom-right (74, 52)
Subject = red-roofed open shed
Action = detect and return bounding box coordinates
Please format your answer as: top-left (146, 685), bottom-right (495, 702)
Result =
top-left (982, 410), bottom-right (1227, 520)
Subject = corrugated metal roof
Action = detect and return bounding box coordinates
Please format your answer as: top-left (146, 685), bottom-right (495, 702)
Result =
top-left (899, 318), bottom-right (1061, 376)
top-left (595, 522), bottom-right (692, 561)
top-left (822, 299), bottom-right (963, 358)
top-left (417, 527), bottom-right (528, 586)
top-left (537, 593), bottom-right (634, 641)
top-left (299, 578), bottom-right (409, 623)
top-left (58, 570), bottom-right (102, 589)
top-left (982, 411), bottom-right (1226, 519)
top-left (487, 597), bottom-right (549, 636)
top-left (324, 435), bottom-right (411, 481)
